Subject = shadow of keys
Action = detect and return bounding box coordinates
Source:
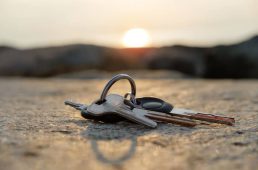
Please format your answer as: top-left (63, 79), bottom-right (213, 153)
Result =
top-left (74, 120), bottom-right (196, 165)
top-left (81, 122), bottom-right (153, 165)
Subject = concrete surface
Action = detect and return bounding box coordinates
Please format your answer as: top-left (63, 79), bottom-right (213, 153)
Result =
top-left (0, 78), bottom-right (258, 170)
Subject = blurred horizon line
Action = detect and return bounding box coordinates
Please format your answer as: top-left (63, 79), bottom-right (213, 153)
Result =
top-left (1, 33), bottom-right (257, 50)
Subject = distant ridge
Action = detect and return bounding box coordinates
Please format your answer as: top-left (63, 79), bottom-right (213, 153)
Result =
top-left (0, 35), bottom-right (258, 78)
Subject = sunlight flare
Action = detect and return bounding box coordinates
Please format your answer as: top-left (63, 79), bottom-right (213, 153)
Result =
top-left (122, 28), bottom-right (151, 48)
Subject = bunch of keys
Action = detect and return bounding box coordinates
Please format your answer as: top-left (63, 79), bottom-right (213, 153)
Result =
top-left (65, 74), bottom-right (235, 128)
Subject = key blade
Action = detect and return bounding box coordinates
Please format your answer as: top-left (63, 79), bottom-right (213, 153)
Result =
top-left (64, 100), bottom-right (88, 111)
top-left (118, 107), bottom-right (157, 128)
top-left (190, 113), bottom-right (235, 126)
top-left (146, 114), bottom-right (197, 127)
top-left (64, 100), bottom-right (81, 108)
top-left (170, 108), bottom-right (235, 126)
top-left (145, 110), bottom-right (198, 127)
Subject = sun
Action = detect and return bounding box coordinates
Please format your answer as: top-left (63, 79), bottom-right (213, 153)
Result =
top-left (122, 28), bottom-right (150, 48)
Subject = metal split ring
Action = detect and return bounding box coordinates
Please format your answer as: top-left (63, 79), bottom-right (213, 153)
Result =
top-left (124, 92), bottom-right (137, 105)
top-left (99, 74), bottom-right (136, 103)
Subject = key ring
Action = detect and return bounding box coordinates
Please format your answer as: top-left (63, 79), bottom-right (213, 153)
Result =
top-left (99, 74), bottom-right (136, 103)
top-left (124, 92), bottom-right (137, 105)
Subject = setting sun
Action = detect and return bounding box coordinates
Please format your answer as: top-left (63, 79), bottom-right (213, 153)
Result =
top-left (122, 28), bottom-right (150, 48)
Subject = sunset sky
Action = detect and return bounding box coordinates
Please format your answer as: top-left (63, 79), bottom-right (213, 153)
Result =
top-left (0, 0), bottom-right (258, 48)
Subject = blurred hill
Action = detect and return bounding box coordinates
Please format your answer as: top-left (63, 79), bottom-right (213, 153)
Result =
top-left (0, 36), bottom-right (258, 78)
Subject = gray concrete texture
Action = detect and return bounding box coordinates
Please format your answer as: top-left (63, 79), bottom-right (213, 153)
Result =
top-left (0, 78), bottom-right (258, 170)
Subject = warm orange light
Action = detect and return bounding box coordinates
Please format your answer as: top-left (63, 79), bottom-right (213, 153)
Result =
top-left (122, 28), bottom-right (150, 48)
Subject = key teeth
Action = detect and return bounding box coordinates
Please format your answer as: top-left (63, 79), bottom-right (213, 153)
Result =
top-left (193, 113), bottom-right (235, 126)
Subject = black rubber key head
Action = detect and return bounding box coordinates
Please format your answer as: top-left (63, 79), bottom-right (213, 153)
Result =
top-left (136, 97), bottom-right (173, 113)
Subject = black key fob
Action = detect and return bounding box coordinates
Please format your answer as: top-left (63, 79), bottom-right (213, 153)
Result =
top-left (136, 97), bottom-right (173, 113)
top-left (81, 110), bottom-right (125, 123)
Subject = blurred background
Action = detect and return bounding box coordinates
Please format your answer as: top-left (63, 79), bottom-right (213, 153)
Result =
top-left (1, 0), bottom-right (258, 78)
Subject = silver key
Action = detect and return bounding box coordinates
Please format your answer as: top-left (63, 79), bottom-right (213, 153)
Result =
top-left (87, 94), bottom-right (157, 128)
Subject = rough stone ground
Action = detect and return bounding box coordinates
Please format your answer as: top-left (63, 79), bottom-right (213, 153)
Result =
top-left (0, 78), bottom-right (258, 170)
